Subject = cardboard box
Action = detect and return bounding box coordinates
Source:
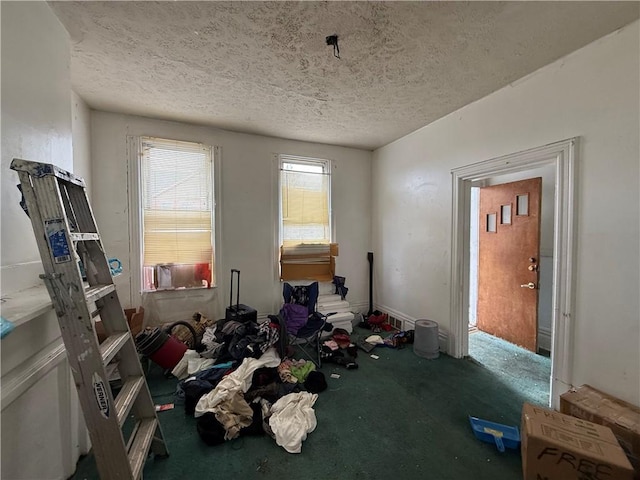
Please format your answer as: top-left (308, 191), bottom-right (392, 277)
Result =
top-left (279, 243), bottom-right (338, 281)
top-left (280, 256), bottom-right (335, 281)
top-left (125, 307), bottom-right (144, 337)
top-left (95, 307), bottom-right (144, 343)
top-left (560, 385), bottom-right (640, 478)
top-left (521, 402), bottom-right (634, 480)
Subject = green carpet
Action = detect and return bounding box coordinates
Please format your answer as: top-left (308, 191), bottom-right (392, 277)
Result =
top-left (71, 328), bottom-right (546, 480)
top-left (469, 330), bottom-right (551, 407)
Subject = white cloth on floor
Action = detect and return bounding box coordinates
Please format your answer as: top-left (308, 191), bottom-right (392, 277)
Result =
top-left (171, 349), bottom-right (200, 380)
top-left (187, 357), bottom-right (215, 375)
top-left (194, 347), bottom-right (281, 418)
top-left (268, 391), bottom-right (318, 454)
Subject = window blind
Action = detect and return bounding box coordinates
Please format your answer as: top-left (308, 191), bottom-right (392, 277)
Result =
top-left (141, 137), bottom-right (213, 265)
top-left (280, 156), bottom-right (330, 247)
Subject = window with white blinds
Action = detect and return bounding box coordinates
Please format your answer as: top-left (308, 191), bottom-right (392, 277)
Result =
top-left (280, 155), bottom-right (331, 247)
top-left (141, 137), bottom-right (214, 289)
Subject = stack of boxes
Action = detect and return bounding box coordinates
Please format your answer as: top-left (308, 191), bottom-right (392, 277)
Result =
top-left (520, 402), bottom-right (635, 480)
top-left (520, 386), bottom-right (639, 480)
top-left (560, 385), bottom-right (640, 479)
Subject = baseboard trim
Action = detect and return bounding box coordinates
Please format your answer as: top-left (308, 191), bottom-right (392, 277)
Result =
top-left (375, 304), bottom-right (449, 353)
top-left (1, 340), bottom-right (67, 410)
top-left (538, 326), bottom-right (552, 351)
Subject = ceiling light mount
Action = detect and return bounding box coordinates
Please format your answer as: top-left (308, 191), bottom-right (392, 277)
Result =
top-left (326, 34), bottom-right (340, 59)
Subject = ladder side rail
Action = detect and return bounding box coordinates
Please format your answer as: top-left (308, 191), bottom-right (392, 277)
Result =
top-left (14, 171), bottom-right (58, 286)
top-left (95, 290), bottom-right (131, 338)
top-left (83, 238), bottom-right (131, 336)
top-left (28, 174), bottom-right (135, 479)
top-left (117, 336), bottom-right (169, 457)
top-left (83, 240), bottom-right (116, 286)
top-left (14, 171), bottom-right (81, 332)
top-left (63, 179), bottom-right (99, 233)
top-left (96, 293), bottom-right (170, 461)
top-left (64, 179), bottom-right (170, 459)
top-left (97, 291), bottom-right (169, 457)
top-left (59, 182), bottom-right (80, 233)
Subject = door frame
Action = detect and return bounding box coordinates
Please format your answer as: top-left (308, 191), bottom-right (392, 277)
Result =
top-left (450, 137), bottom-right (577, 409)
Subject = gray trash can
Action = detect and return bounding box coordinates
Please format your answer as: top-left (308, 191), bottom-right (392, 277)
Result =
top-left (414, 319), bottom-right (439, 359)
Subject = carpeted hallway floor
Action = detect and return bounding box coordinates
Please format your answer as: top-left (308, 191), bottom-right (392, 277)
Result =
top-left (71, 327), bottom-right (550, 480)
top-left (469, 329), bottom-right (551, 407)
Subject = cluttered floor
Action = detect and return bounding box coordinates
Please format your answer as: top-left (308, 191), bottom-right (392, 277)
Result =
top-left (71, 324), bottom-right (549, 480)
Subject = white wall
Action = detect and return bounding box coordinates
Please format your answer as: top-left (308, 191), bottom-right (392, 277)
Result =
top-left (372, 21), bottom-right (639, 405)
top-left (90, 112), bottom-right (372, 324)
top-left (1, 1), bottom-right (73, 293)
top-left (72, 91), bottom-right (92, 198)
top-left (1, 2), bottom-right (90, 479)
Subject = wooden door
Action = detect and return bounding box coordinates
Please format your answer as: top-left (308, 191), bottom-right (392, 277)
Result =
top-left (477, 177), bottom-right (541, 352)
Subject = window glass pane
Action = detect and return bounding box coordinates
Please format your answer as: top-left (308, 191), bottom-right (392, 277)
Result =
top-left (501, 204), bottom-right (511, 225)
top-left (280, 155), bottom-right (330, 246)
top-left (486, 213), bottom-right (497, 233)
top-left (141, 137), bottom-right (214, 290)
top-left (283, 161), bottom-right (324, 174)
top-left (517, 194), bottom-right (529, 216)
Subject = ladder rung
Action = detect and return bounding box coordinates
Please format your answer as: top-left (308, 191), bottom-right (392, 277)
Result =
top-left (115, 376), bottom-right (145, 426)
top-left (85, 284), bottom-right (116, 303)
top-left (99, 332), bottom-right (130, 365)
top-left (129, 418), bottom-right (158, 479)
top-left (70, 232), bottom-right (100, 242)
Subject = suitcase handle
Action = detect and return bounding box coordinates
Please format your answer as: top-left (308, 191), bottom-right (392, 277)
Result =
top-left (230, 269), bottom-right (240, 309)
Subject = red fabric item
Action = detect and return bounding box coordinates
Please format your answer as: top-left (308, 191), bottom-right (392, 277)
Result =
top-left (332, 328), bottom-right (351, 349)
top-left (368, 313), bottom-right (388, 325)
top-left (195, 263), bottom-right (212, 287)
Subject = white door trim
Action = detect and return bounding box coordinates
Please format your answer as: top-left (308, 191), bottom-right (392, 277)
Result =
top-left (450, 137), bottom-right (577, 409)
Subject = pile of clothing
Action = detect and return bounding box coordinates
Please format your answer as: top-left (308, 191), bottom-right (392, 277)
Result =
top-left (320, 328), bottom-right (358, 369)
top-left (169, 315), bottom-right (328, 453)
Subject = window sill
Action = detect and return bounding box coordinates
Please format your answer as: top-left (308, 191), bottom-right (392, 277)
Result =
top-left (142, 285), bottom-right (215, 294)
top-left (1, 285), bottom-right (53, 328)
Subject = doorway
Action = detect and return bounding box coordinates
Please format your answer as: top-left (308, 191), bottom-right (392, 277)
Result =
top-left (450, 138), bottom-right (577, 409)
top-left (476, 177), bottom-right (542, 351)
top-left (468, 173), bottom-right (552, 406)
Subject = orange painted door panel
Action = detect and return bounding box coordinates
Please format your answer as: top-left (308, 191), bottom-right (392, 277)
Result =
top-left (477, 177), bottom-right (541, 352)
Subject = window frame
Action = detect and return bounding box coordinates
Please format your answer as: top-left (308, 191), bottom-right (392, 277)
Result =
top-left (127, 136), bottom-right (220, 302)
top-left (278, 154), bottom-right (333, 248)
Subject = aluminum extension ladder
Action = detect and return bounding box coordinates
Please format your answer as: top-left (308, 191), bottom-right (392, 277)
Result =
top-left (10, 159), bottom-right (168, 479)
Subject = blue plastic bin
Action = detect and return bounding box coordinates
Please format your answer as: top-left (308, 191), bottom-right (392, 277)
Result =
top-left (469, 416), bottom-right (520, 452)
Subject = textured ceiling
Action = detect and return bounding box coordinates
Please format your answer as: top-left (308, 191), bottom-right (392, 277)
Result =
top-left (50, 1), bottom-right (639, 150)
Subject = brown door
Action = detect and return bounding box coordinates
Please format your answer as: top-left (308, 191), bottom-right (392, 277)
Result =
top-left (477, 177), bottom-right (541, 352)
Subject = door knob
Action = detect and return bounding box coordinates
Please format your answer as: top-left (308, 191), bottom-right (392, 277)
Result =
top-left (520, 282), bottom-right (536, 289)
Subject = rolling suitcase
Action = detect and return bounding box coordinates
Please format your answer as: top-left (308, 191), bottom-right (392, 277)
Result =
top-left (225, 269), bottom-right (257, 323)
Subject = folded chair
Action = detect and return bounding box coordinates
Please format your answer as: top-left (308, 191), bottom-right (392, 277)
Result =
top-left (281, 282), bottom-right (331, 367)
